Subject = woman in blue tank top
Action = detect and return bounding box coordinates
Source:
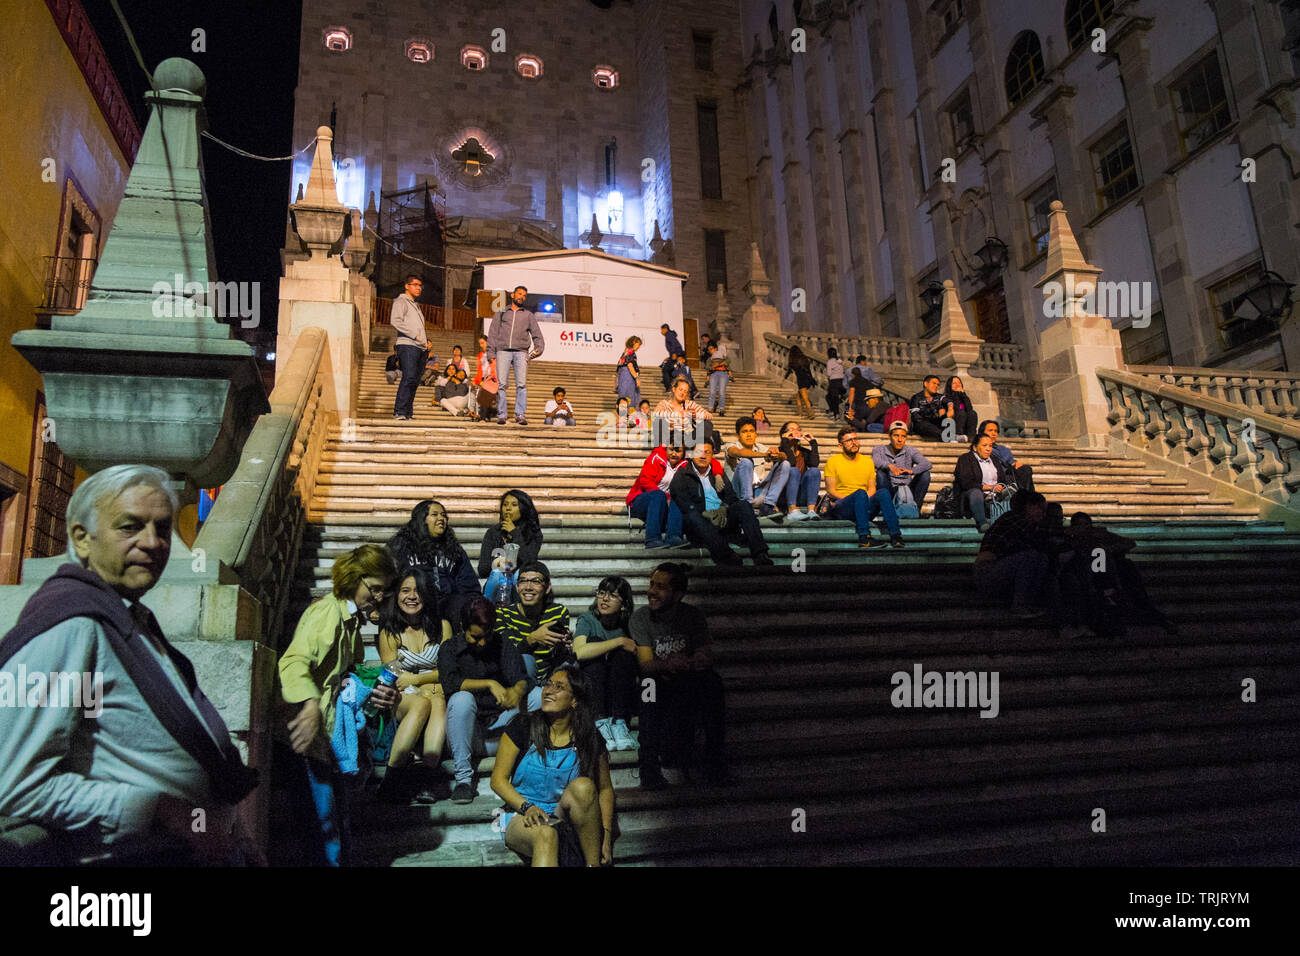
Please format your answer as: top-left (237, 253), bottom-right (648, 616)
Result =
top-left (490, 664), bottom-right (615, 866)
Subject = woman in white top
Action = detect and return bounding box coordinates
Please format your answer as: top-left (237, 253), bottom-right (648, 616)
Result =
top-left (377, 568), bottom-right (453, 801)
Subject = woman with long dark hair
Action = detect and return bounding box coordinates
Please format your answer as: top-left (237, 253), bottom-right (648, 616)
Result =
top-left (943, 376), bottom-right (979, 442)
top-left (375, 568), bottom-right (452, 802)
top-left (489, 664), bottom-right (615, 866)
top-left (784, 346), bottom-right (816, 415)
top-left (574, 575), bottom-right (638, 751)
top-left (388, 499), bottom-right (480, 626)
top-left (477, 489), bottom-right (544, 579)
top-left (615, 336), bottom-right (642, 408)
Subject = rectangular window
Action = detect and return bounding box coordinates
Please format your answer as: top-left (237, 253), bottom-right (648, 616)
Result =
top-left (1024, 177), bottom-right (1058, 255)
top-left (1209, 263), bottom-right (1276, 352)
top-left (1121, 311), bottom-right (1172, 366)
top-left (948, 89), bottom-right (975, 152)
top-left (693, 31), bottom-right (714, 72)
top-left (1091, 123), bottom-right (1139, 211)
top-left (878, 300), bottom-right (899, 338)
top-left (1171, 54), bottom-right (1232, 155)
top-left (697, 101), bottom-right (723, 199)
top-left (918, 269), bottom-right (942, 338)
top-left (704, 230), bottom-right (728, 291)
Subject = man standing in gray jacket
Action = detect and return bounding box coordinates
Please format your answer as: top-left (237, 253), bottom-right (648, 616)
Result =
top-left (390, 274), bottom-right (428, 420)
top-left (486, 285), bottom-right (545, 425)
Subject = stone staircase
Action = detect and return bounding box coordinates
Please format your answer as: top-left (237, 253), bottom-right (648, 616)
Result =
top-left (287, 331), bottom-right (1300, 865)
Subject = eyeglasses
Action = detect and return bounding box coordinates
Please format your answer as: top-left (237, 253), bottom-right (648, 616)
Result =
top-left (361, 579), bottom-right (388, 598)
top-left (840, 434), bottom-right (860, 444)
top-left (517, 577), bottom-right (547, 587)
top-left (595, 588), bottom-right (623, 600)
top-left (541, 679), bottom-right (572, 693)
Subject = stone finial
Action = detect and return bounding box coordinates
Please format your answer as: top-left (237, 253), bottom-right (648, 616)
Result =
top-left (744, 242), bottom-right (772, 302)
top-left (295, 183), bottom-right (305, 201)
top-left (1037, 200), bottom-right (1101, 288)
top-left (936, 279), bottom-right (979, 344)
top-left (649, 219), bottom-right (665, 252)
top-left (365, 190), bottom-right (379, 229)
top-left (302, 126), bottom-right (346, 211)
top-left (582, 213), bottom-right (604, 251)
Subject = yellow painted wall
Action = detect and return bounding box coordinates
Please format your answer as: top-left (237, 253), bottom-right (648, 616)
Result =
top-left (0, 1), bottom-right (131, 482)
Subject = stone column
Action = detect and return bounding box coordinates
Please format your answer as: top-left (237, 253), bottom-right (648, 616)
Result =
top-left (800, 12), bottom-right (843, 334)
top-left (929, 279), bottom-right (999, 423)
top-left (769, 50), bottom-right (809, 331)
top-left (343, 208), bottom-right (374, 355)
top-left (277, 126), bottom-right (361, 417)
top-left (1035, 202), bottom-right (1124, 448)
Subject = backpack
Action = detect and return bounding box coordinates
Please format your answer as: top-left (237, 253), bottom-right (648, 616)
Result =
top-left (883, 401), bottom-right (910, 430)
top-left (385, 352), bottom-right (400, 385)
top-left (932, 484), bottom-right (960, 519)
top-left (893, 483), bottom-right (921, 520)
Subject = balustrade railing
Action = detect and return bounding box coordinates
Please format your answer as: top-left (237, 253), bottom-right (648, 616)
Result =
top-left (1126, 366), bottom-right (1300, 420)
top-left (1098, 367), bottom-right (1300, 518)
top-left (193, 327), bottom-right (335, 649)
top-left (778, 331), bottom-right (1026, 381)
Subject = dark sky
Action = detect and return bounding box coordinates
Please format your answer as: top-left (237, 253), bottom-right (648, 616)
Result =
top-left (82, 0), bottom-right (303, 353)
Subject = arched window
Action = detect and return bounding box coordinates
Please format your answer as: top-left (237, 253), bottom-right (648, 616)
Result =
top-left (515, 54), bottom-right (543, 79)
top-left (768, 6), bottom-right (780, 48)
top-left (1065, 0), bottom-right (1116, 52)
top-left (461, 45), bottom-right (488, 71)
top-left (1004, 31), bottom-right (1045, 107)
top-left (322, 27), bottom-right (352, 53)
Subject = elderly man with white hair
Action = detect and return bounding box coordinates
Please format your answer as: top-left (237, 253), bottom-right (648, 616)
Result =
top-left (0, 464), bottom-right (258, 864)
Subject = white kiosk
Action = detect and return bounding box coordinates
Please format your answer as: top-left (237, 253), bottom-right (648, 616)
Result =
top-left (478, 249), bottom-right (688, 366)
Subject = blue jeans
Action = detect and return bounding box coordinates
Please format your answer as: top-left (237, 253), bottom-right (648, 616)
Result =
top-left (394, 344), bottom-right (423, 418)
top-left (964, 488), bottom-right (989, 527)
top-left (495, 349), bottom-right (528, 420)
top-left (630, 490), bottom-right (683, 545)
top-left (827, 488), bottom-right (900, 538)
top-left (304, 757), bottom-right (351, 867)
top-left (782, 466), bottom-right (822, 508)
top-left (707, 369), bottom-right (728, 412)
top-left (732, 457), bottom-right (791, 506)
top-left (445, 690), bottom-right (520, 786)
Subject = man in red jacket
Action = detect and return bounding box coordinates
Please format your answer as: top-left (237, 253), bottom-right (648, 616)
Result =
top-left (627, 443), bottom-right (714, 549)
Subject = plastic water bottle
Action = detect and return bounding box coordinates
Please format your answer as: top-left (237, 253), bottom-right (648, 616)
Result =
top-left (362, 667), bottom-right (399, 718)
top-left (494, 573), bottom-right (514, 609)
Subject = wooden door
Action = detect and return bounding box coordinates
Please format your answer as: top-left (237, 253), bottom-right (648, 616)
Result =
top-left (971, 282), bottom-right (1011, 344)
top-left (683, 317), bottom-right (700, 365)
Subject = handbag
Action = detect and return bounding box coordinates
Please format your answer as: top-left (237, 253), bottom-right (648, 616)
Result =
top-left (385, 352), bottom-right (400, 385)
top-left (932, 484), bottom-right (960, 519)
top-left (987, 483), bottom-right (1018, 524)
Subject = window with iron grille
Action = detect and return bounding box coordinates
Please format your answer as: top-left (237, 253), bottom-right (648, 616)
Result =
top-left (1004, 32), bottom-right (1045, 108)
top-left (1065, 0), bottom-right (1116, 52)
top-left (1121, 311), bottom-right (1172, 366)
top-left (948, 89), bottom-right (976, 152)
top-left (704, 230), bottom-right (728, 291)
top-left (1209, 263), bottom-right (1276, 352)
top-left (1024, 177), bottom-right (1058, 255)
top-left (1091, 124), bottom-right (1139, 211)
top-left (1171, 54), bottom-right (1232, 155)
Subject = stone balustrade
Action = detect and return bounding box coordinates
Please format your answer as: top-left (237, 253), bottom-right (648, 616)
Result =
top-left (1127, 366), bottom-right (1300, 420)
top-left (1098, 367), bottom-right (1300, 523)
top-left (779, 331), bottom-right (1026, 382)
top-left (194, 327), bottom-right (336, 649)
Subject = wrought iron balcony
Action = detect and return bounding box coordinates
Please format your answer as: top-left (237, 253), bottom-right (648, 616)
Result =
top-left (38, 255), bottom-right (97, 315)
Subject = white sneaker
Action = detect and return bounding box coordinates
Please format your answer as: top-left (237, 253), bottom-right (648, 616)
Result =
top-left (596, 718), bottom-right (617, 749)
top-left (786, 510), bottom-right (809, 522)
top-left (610, 719), bottom-right (637, 750)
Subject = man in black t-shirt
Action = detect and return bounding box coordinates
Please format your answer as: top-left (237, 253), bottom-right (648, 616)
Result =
top-left (628, 563), bottom-right (729, 789)
top-left (442, 599), bottom-right (530, 803)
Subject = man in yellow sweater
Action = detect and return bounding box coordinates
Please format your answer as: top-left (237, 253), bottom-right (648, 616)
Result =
top-left (822, 426), bottom-right (904, 549)
top-left (279, 544), bottom-right (398, 865)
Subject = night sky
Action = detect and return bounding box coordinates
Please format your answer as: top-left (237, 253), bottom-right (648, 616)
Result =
top-left (82, 0), bottom-right (303, 354)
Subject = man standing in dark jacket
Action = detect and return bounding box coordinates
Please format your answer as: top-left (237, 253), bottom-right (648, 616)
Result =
top-left (486, 285), bottom-right (545, 425)
top-left (660, 323), bottom-right (683, 362)
top-left (669, 440), bottom-right (774, 567)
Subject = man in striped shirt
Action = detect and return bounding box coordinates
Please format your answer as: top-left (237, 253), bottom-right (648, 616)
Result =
top-left (494, 562), bottom-right (571, 710)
